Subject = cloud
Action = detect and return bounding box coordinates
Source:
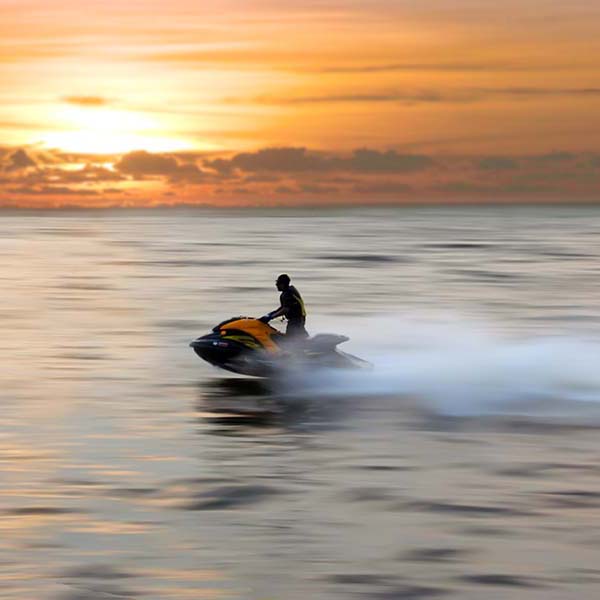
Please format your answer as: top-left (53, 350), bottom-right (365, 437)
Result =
top-left (204, 158), bottom-right (237, 178)
top-left (299, 184), bottom-right (339, 194)
top-left (498, 87), bottom-right (600, 97)
top-left (338, 149), bottom-right (434, 172)
top-left (477, 157), bottom-right (519, 170)
top-left (115, 150), bottom-right (206, 182)
top-left (1, 163), bottom-right (124, 187)
top-left (532, 151), bottom-right (576, 163)
top-left (145, 55), bottom-right (543, 75)
top-left (204, 147), bottom-right (434, 176)
top-left (274, 185), bottom-right (299, 194)
top-left (436, 180), bottom-right (554, 196)
top-left (174, 165), bottom-right (208, 183)
top-left (589, 155), bottom-right (600, 168)
top-left (46, 165), bottom-right (126, 184)
top-left (8, 186), bottom-right (99, 196)
top-left (2, 144), bottom-right (599, 208)
top-left (351, 181), bottom-right (413, 194)
top-left (63, 96), bottom-right (110, 107)
top-left (206, 147), bottom-right (329, 174)
top-left (242, 174), bottom-right (282, 183)
top-left (247, 87), bottom-right (600, 106)
top-left (116, 150), bottom-right (179, 176)
top-left (55, 151), bottom-right (121, 164)
top-left (316, 62), bottom-right (545, 74)
top-left (247, 91), bottom-right (447, 105)
top-left (3, 149), bottom-right (37, 172)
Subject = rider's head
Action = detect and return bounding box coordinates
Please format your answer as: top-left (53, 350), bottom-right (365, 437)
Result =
top-left (276, 273), bottom-right (291, 291)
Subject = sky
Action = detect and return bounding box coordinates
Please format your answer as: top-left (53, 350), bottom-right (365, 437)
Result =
top-left (1, 0), bottom-right (600, 207)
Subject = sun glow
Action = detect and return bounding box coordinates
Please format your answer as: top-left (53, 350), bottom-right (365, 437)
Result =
top-left (41, 106), bottom-right (192, 154)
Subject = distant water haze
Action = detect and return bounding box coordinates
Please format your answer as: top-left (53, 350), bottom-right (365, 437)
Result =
top-left (1, 206), bottom-right (600, 599)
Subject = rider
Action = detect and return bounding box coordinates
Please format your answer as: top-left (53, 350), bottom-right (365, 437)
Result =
top-left (259, 274), bottom-right (308, 339)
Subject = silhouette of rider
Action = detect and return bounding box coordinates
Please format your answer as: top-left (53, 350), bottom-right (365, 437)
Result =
top-left (259, 274), bottom-right (308, 339)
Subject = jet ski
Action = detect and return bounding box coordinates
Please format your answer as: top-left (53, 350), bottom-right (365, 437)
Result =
top-left (190, 316), bottom-right (371, 377)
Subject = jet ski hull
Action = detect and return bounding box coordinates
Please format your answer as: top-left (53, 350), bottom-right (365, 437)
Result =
top-left (190, 317), bottom-right (371, 377)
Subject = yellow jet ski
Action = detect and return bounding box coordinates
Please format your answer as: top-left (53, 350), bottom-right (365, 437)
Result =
top-left (190, 316), bottom-right (370, 377)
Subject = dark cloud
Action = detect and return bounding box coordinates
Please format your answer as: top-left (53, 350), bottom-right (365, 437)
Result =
top-left (4, 149), bottom-right (36, 172)
top-left (532, 151), bottom-right (576, 163)
top-left (204, 147), bottom-right (434, 176)
top-left (63, 96), bottom-right (110, 107)
top-left (264, 183), bottom-right (340, 196)
top-left (478, 157), bottom-right (519, 170)
top-left (436, 180), bottom-right (554, 196)
top-left (242, 174), bottom-right (282, 183)
top-left (340, 149), bottom-right (434, 172)
top-left (206, 147), bottom-right (329, 174)
top-left (213, 186), bottom-right (256, 196)
top-left (115, 150), bottom-right (206, 182)
top-left (8, 186), bottom-right (99, 196)
top-left (506, 167), bottom-right (599, 186)
top-left (589, 155), bottom-right (600, 168)
top-left (205, 157), bottom-right (237, 178)
top-left (435, 181), bottom-right (500, 195)
top-left (352, 181), bottom-right (413, 194)
top-left (116, 151), bottom-right (179, 176)
top-left (168, 162), bottom-right (208, 183)
top-left (2, 144), bottom-right (599, 207)
top-left (325, 176), bottom-right (360, 184)
top-left (274, 185), bottom-right (299, 194)
top-left (299, 184), bottom-right (339, 194)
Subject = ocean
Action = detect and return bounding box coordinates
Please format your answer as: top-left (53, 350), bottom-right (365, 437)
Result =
top-left (1, 205), bottom-right (600, 599)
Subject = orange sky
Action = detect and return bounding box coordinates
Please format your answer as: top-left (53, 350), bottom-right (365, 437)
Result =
top-left (1, 0), bottom-right (600, 207)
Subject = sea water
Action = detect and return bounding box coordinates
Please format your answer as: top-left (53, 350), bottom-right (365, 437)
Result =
top-left (1, 205), bottom-right (600, 599)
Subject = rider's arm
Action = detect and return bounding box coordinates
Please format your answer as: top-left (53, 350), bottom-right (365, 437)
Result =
top-left (260, 305), bottom-right (286, 322)
top-left (261, 291), bottom-right (292, 322)
top-left (269, 306), bottom-right (286, 319)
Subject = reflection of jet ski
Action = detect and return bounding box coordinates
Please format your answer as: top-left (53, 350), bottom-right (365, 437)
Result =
top-left (190, 316), bottom-right (371, 377)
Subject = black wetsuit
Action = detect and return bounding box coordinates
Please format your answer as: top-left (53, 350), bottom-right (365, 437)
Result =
top-left (280, 285), bottom-right (308, 339)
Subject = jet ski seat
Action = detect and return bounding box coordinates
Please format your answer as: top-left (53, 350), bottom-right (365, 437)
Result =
top-left (306, 333), bottom-right (349, 351)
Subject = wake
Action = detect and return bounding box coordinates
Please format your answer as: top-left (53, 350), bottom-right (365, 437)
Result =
top-left (283, 314), bottom-right (600, 418)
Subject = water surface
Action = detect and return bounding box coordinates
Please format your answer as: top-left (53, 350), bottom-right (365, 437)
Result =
top-left (1, 206), bottom-right (600, 599)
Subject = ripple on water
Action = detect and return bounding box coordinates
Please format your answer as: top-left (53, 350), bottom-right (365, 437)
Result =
top-left (402, 547), bottom-right (471, 563)
top-left (181, 484), bottom-right (283, 511)
top-left (55, 573), bottom-right (139, 600)
top-left (312, 253), bottom-right (405, 264)
top-left (402, 501), bottom-right (533, 517)
top-left (324, 575), bottom-right (451, 599)
top-left (7, 507), bottom-right (81, 516)
top-left (458, 573), bottom-right (540, 588)
top-left (541, 490), bottom-right (600, 509)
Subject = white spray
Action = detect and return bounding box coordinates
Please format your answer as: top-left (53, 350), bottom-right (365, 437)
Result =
top-left (286, 313), bottom-right (600, 417)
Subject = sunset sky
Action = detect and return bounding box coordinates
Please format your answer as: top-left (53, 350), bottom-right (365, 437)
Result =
top-left (1, 0), bottom-right (600, 207)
